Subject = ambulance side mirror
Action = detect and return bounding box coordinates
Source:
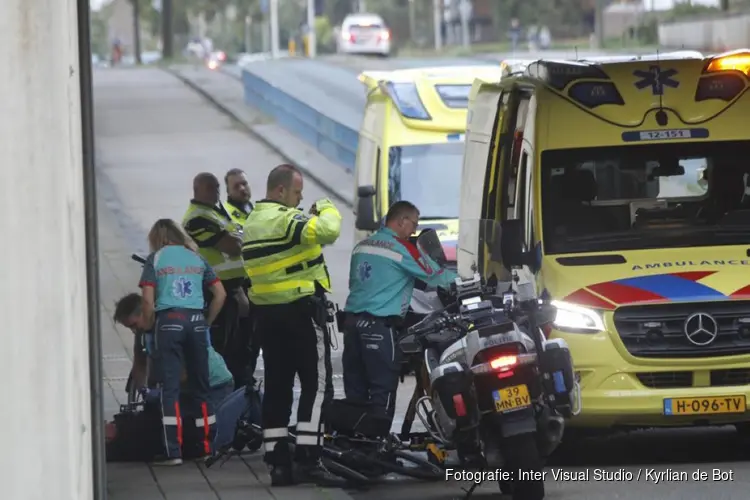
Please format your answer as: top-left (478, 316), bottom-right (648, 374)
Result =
top-left (355, 185), bottom-right (380, 232)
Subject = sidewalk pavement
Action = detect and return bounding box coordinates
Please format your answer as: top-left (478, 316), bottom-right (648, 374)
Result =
top-left (169, 64), bottom-right (355, 207)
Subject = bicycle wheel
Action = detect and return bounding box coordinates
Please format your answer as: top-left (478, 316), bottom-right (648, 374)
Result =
top-left (321, 457), bottom-right (371, 488)
top-left (369, 450), bottom-right (444, 480)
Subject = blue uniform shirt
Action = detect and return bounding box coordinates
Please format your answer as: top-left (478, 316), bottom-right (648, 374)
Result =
top-left (139, 245), bottom-right (219, 312)
top-left (344, 227), bottom-right (457, 317)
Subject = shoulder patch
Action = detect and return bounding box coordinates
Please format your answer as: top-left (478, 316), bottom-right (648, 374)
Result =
top-left (292, 213), bottom-right (309, 222)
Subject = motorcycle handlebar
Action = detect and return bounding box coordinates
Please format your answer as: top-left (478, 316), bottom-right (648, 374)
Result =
top-left (407, 312), bottom-right (460, 337)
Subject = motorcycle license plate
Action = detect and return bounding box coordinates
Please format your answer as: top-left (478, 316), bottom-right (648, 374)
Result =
top-left (493, 384), bottom-right (531, 413)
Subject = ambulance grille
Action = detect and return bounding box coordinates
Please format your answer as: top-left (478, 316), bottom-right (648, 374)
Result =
top-left (636, 371), bottom-right (692, 388)
top-left (613, 301), bottom-right (750, 358)
top-left (711, 368), bottom-right (750, 386)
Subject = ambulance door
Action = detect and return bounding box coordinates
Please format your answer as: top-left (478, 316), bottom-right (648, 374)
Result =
top-left (458, 86), bottom-right (503, 278)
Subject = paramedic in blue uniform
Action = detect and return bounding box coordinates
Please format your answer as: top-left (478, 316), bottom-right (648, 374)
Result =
top-left (139, 218), bottom-right (227, 465)
top-left (342, 201), bottom-right (457, 426)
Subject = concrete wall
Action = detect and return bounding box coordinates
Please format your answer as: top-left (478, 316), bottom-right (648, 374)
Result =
top-left (658, 14), bottom-right (750, 51)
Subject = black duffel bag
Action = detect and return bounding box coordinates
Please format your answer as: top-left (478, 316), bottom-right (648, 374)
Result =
top-left (323, 399), bottom-right (392, 438)
top-left (106, 402), bottom-right (206, 462)
top-left (106, 404), bottom-right (164, 462)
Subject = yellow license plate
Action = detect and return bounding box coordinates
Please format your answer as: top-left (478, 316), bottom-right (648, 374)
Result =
top-left (493, 384), bottom-right (531, 412)
top-left (663, 395), bottom-right (747, 416)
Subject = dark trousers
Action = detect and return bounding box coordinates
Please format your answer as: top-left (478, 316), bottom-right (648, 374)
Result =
top-left (231, 313), bottom-right (261, 390)
top-left (209, 282), bottom-right (251, 388)
top-left (152, 308), bottom-right (216, 458)
top-left (342, 314), bottom-right (401, 426)
top-left (256, 298), bottom-right (333, 465)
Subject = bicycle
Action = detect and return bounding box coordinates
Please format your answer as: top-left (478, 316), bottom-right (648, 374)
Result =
top-left (205, 417), bottom-right (444, 484)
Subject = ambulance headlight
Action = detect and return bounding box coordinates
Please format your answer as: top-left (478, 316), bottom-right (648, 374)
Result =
top-left (550, 300), bottom-right (605, 333)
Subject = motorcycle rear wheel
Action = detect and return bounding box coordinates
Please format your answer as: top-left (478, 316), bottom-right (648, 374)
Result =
top-left (500, 433), bottom-right (545, 500)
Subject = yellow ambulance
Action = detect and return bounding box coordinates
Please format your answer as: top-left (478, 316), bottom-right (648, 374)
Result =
top-left (352, 65), bottom-right (504, 260)
top-left (459, 49), bottom-right (750, 431)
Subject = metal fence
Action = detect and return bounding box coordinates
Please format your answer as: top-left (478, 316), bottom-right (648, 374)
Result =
top-left (240, 66), bottom-right (359, 172)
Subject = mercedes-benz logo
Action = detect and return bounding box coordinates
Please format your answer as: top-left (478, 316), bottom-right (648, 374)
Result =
top-left (683, 312), bottom-right (719, 346)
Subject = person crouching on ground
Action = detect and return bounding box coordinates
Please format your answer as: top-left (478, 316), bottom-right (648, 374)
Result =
top-left (113, 293), bottom-right (235, 410)
top-left (139, 218), bottom-right (227, 466)
top-left (108, 293), bottom-right (257, 462)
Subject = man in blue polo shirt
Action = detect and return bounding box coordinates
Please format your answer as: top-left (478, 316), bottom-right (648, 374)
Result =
top-left (342, 201), bottom-right (456, 428)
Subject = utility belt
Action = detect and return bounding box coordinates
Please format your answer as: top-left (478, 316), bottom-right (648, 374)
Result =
top-left (285, 254), bottom-right (324, 275)
top-left (335, 311), bottom-right (403, 332)
top-left (309, 283), bottom-right (335, 330)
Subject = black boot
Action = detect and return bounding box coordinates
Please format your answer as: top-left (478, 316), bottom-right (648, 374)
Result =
top-left (269, 464), bottom-right (294, 486)
top-left (265, 442), bottom-right (294, 487)
top-left (294, 459), bottom-right (348, 488)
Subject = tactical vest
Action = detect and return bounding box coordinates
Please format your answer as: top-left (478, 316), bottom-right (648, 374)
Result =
top-left (183, 202), bottom-right (246, 282)
top-left (222, 200), bottom-right (250, 232)
top-left (242, 201), bottom-right (331, 305)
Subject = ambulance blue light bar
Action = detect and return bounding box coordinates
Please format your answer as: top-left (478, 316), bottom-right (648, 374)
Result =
top-left (381, 81), bottom-right (431, 120)
top-left (525, 60), bottom-right (611, 90)
top-left (435, 84), bottom-right (472, 108)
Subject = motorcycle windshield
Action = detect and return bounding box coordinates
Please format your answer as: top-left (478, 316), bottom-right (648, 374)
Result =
top-left (456, 218), bottom-right (503, 279)
top-left (416, 229), bottom-right (447, 268)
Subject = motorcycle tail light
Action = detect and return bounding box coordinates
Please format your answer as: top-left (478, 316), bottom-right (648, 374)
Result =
top-left (490, 355), bottom-right (518, 371)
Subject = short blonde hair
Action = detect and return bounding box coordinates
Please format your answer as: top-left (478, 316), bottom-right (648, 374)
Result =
top-left (147, 218), bottom-right (198, 253)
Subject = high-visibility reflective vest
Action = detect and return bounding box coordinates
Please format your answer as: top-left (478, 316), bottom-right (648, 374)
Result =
top-left (242, 199), bottom-right (341, 305)
top-left (222, 200), bottom-right (252, 232)
top-left (183, 201), bottom-right (247, 282)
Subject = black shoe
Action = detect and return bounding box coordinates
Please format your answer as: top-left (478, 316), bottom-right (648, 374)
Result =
top-left (269, 464), bottom-right (294, 486)
top-left (294, 459), bottom-right (348, 487)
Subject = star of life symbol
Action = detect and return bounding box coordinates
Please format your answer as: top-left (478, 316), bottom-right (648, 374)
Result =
top-left (358, 261), bottom-right (372, 282)
top-left (633, 66), bottom-right (679, 95)
top-left (683, 312), bottom-right (719, 346)
top-left (172, 277), bottom-right (193, 299)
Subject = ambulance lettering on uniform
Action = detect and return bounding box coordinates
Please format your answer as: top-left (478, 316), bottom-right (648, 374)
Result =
top-left (631, 260), bottom-right (750, 271)
top-left (360, 239), bottom-right (395, 250)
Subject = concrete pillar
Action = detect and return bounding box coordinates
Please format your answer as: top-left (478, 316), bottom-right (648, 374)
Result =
top-left (0, 1), bottom-right (94, 499)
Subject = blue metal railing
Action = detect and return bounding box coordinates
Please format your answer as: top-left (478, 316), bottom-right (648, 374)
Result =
top-left (241, 68), bottom-right (359, 172)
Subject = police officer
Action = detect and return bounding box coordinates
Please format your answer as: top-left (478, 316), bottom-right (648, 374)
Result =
top-left (223, 168), bottom-right (254, 227)
top-left (242, 164), bottom-right (342, 487)
top-left (342, 201), bottom-right (457, 428)
top-left (222, 168), bottom-right (260, 389)
top-left (183, 173), bottom-right (249, 385)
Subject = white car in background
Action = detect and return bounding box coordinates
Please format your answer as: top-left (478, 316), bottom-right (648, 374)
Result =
top-left (336, 13), bottom-right (391, 57)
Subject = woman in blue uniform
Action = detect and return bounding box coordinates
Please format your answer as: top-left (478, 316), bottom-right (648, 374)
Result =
top-left (139, 218), bottom-right (227, 465)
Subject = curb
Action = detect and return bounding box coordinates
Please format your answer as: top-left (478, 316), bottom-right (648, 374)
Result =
top-left (165, 66), bottom-right (353, 209)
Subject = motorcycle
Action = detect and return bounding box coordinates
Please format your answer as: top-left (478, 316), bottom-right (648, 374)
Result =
top-left (397, 219), bottom-right (581, 500)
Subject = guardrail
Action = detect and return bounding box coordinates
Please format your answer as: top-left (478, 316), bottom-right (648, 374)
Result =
top-left (240, 64), bottom-right (359, 173)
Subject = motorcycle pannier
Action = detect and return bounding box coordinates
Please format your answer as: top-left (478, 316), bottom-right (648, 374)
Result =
top-left (539, 339), bottom-right (577, 416)
top-left (323, 399), bottom-right (392, 438)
